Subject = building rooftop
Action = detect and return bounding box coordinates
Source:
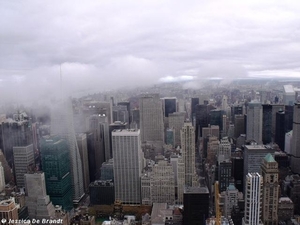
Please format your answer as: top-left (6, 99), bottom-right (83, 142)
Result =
top-left (227, 183), bottom-right (237, 191)
top-left (264, 153), bottom-right (276, 162)
top-left (184, 186), bottom-right (209, 194)
top-left (279, 197), bottom-right (293, 203)
top-left (244, 144), bottom-right (268, 150)
top-left (284, 85), bottom-right (295, 94)
top-left (112, 129), bottom-right (139, 135)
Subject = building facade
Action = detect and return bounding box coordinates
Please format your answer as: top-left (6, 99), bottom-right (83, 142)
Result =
top-left (291, 104), bottom-right (300, 174)
top-left (13, 144), bottom-right (34, 188)
top-left (40, 136), bottom-right (73, 211)
top-left (246, 101), bottom-right (263, 144)
top-left (261, 154), bottom-right (279, 225)
top-left (139, 94), bottom-right (164, 143)
top-left (151, 160), bottom-right (175, 204)
top-left (51, 100), bottom-right (84, 203)
top-left (112, 129), bottom-right (143, 204)
top-left (243, 173), bottom-right (263, 225)
top-left (169, 112), bottom-right (185, 147)
top-left (181, 123), bottom-right (196, 187)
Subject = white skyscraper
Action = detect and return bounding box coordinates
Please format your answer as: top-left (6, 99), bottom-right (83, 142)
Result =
top-left (51, 100), bottom-right (84, 203)
top-left (112, 129), bottom-right (143, 204)
top-left (181, 122), bottom-right (196, 187)
top-left (243, 173), bottom-right (263, 225)
top-left (246, 101), bottom-right (263, 144)
top-left (139, 94), bottom-right (164, 143)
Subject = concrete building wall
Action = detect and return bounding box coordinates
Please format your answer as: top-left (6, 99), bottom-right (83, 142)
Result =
top-left (112, 129), bottom-right (143, 204)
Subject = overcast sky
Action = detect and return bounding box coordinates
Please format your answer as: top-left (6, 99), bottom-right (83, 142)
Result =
top-left (1, 0), bottom-right (300, 102)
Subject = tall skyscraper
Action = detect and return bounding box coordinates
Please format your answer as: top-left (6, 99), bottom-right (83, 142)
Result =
top-left (275, 109), bottom-right (285, 151)
top-left (231, 156), bottom-right (244, 192)
top-left (0, 150), bottom-right (13, 184)
top-left (76, 133), bottom-right (90, 193)
top-left (162, 97), bottom-right (177, 117)
top-left (246, 101), bottom-right (263, 144)
top-left (51, 100), bottom-right (84, 203)
top-left (13, 144), bottom-right (35, 188)
top-left (40, 136), bottom-right (73, 211)
top-left (131, 109), bottom-right (140, 129)
top-left (243, 144), bottom-right (275, 179)
top-left (190, 97), bottom-right (199, 125)
top-left (170, 155), bottom-right (185, 204)
top-left (0, 113), bottom-right (33, 167)
top-left (24, 172), bottom-right (55, 220)
top-left (112, 105), bottom-right (129, 124)
top-left (261, 154), bottom-right (279, 225)
top-left (224, 181), bottom-right (239, 218)
top-left (231, 105), bottom-right (243, 123)
top-left (218, 137), bottom-right (231, 161)
top-left (271, 105), bottom-right (284, 138)
top-left (243, 173), bottom-right (263, 225)
top-left (210, 109), bottom-right (225, 137)
top-left (112, 129), bottom-right (143, 204)
top-left (195, 104), bottom-right (209, 140)
top-left (117, 101), bottom-right (131, 124)
top-left (87, 114), bottom-right (110, 168)
top-left (183, 186), bottom-right (209, 225)
top-left (139, 94), bottom-right (164, 143)
top-left (291, 103), bottom-right (300, 174)
top-left (218, 160), bottom-right (232, 192)
top-left (181, 122), bottom-right (196, 187)
top-left (262, 104), bottom-right (272, 144)
top-left (169, 112), bottom-right (185, 146)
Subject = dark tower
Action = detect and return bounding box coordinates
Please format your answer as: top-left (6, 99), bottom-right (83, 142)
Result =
top-left (262, 104), bottom-right (272, 144)
top-left (275, 109), bottom-right (285, 151)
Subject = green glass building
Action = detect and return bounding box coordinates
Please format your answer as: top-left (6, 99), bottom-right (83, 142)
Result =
top-left (40, 136), bottom-right (73, 211)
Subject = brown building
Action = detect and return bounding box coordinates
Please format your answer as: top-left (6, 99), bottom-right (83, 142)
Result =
top-left (261, 154), bottom-right (279, 225)
top-left (0, 198), bottom-right (18, 221)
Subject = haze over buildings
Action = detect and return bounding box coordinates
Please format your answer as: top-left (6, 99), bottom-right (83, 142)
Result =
top-left (2, 1), bottom-right (300, 224)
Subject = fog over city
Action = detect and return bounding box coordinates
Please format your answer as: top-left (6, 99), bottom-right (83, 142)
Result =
top-left (1, 0), bottom-right (300, 102)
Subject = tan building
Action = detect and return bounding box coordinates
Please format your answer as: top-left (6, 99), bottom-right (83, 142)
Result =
top-left (261, 154), bottom-right (279, 225)
top-left (202, 125), bottom-right (219, 139)
top-left (207, 136), bottom-right (219, 166)
top-left (0, 198), bottom-right (18, 221)
top-left (151, 160), bottom-right (175, 204)
top-left (181, 123), bottom-right (196, 187)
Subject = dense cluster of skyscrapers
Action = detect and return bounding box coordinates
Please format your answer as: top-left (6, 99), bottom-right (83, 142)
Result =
top-left (0, 82), bottom-right (300, 225)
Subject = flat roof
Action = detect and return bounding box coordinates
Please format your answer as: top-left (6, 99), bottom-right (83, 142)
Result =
top-left (112, 129), bottom-right (140, 136)
top-left (284, 85), bottom-right (295, 94)
top-left (184, 186), bottom-right (209, 194)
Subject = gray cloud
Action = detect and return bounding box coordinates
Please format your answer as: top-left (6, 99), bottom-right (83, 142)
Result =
top-left (1, 0), bottom-right (300, 102)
